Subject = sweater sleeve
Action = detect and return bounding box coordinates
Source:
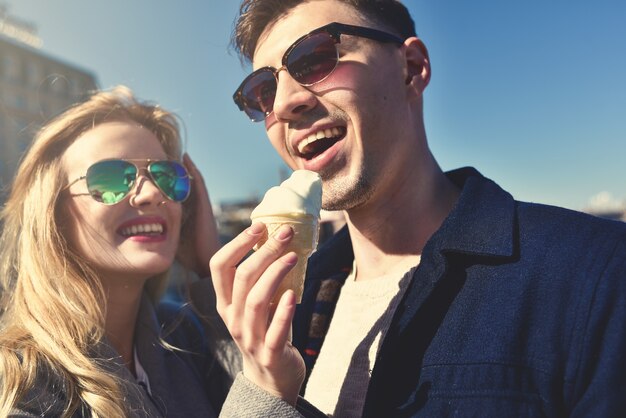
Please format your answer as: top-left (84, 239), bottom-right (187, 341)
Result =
top-left (220, 373), bottom-right (326, 418)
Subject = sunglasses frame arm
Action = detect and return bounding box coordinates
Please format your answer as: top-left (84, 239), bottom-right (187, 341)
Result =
top-left (321, 22), bottom-right (405, 46)
top-left (62, 175), bottom-right (87, 192)
top-left (232, 22), bottom-right (407, 121)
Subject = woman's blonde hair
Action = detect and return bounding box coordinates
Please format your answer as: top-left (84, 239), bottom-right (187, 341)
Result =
top-left (0, 86), bottom-right (194, 417)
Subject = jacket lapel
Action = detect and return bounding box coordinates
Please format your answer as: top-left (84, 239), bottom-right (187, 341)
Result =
top-left (363, 168), bottom-right (518, 416)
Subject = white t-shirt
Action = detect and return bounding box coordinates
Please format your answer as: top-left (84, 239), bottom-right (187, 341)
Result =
top-left (305, 259), bottom-right (418, 417)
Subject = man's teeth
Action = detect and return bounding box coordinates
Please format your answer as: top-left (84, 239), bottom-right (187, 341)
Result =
top-left (298, 127), bottom-right (342, 154)
top-left (121, 223), bottom-right (164, 237)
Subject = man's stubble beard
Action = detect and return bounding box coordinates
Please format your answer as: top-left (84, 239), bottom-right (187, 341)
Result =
top-left (290, 108), bottom-right (377, 211)
top-left (319, 162), bottom-right (375, 212)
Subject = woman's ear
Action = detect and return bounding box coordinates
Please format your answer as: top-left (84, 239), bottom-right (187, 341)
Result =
top-left (403, 37), bottom-right (431, 93)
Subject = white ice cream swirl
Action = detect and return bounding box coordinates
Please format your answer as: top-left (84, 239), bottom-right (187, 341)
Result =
top-left (250, 170), bottom-right (322, 219)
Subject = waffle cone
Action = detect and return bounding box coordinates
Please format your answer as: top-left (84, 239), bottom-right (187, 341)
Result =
top-left (252, 214), bottom-right (319, 303)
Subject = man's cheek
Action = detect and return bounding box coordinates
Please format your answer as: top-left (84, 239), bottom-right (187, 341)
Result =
top-left (309, 62), bottom-right (362, 94)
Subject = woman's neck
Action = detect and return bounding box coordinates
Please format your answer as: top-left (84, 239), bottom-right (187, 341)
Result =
top-left (102, 279), bottom-right (145, 374)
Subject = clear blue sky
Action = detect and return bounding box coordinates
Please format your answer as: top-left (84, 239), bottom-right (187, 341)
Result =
top-left (8, 0), bottom-right (626, 211)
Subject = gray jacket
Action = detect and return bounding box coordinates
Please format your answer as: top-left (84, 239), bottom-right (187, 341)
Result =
top-left (9, 280), bottom-right (313, 417)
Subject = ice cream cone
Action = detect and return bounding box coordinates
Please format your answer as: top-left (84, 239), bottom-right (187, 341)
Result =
top-left (250, 170), bottom-right (322, 304)
top-left (252, 214), bottom-right (319, 303)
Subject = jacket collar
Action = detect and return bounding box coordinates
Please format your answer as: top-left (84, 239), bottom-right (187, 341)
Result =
top-left (387, 167), bottom-right (518, 340)
top-left (428, 167), bottom-right (516, 259)
top-left (296, 167), bottom-right (519, 388)
top-left (307, 225), bottom-right (353, 280)
top-left (362, 169), bottom-right (518, 415)
top-left (309, 167), bottom-right (517, 272)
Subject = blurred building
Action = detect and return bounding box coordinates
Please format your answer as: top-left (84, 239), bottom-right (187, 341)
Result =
top-left (0, 5), bottom-right (98, 206)
top-left (214, 199), bottom-right (259, 244)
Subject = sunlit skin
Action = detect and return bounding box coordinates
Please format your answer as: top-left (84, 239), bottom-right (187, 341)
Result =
top-left (256, 3), bottom-right (416, 211)
top-left (211, 0), bottom-right (462, 406)
top-left (62, 121), bottom-right (183, 371)
top-left (253, 0), bottom-right (458, 273)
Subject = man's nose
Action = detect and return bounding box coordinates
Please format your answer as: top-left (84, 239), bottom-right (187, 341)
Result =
top-left (271, 70), bottom-right (319, 122)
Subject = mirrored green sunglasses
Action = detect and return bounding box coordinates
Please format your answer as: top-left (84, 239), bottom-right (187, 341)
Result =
top-left (65, 159), bottom-right (192, 205)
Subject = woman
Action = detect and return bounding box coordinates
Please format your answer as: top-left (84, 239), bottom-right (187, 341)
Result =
top-left (0, 86), bottom-right (239, 417)
top-left (0, 85), bottom-right (319, 418)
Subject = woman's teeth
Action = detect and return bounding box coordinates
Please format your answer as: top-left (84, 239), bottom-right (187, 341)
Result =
top-left (120, 223), bottom-right (164, 237)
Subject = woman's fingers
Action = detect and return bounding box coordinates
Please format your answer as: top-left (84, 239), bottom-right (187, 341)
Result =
top-left (210, 222), bottom-right (266, 311)
top-left (211, 223), bottom-right (295, 326)
top-left (265, 289), bottom-right (297, 352)
top-left (241, 252), bottom-right (298, 349)
top-left (241, 288), bottom-right (305, 405)
top-left (231, 225), bottom-right (294, 322)
top-left (210, 225), bottom-right (305, 406)
top-left (181, 153), bottom-right (220, 277)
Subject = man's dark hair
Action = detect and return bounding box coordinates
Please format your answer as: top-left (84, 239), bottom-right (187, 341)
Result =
top-left (232, 0), bottom-right (416, 63)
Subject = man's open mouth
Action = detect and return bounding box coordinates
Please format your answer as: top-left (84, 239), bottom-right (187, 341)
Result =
top-left (297, 127), bottom-right (346, 160)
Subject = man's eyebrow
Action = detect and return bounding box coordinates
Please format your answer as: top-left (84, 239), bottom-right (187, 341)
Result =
top-left (336, 35), bottom-right (361, 53)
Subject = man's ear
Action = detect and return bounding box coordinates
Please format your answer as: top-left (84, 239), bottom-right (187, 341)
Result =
top-left (403, 37), bottom-right (431, 94)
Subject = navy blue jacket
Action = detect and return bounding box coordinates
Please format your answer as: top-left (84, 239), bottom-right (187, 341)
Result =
top-left (293, 168), bottom-right (626, 417)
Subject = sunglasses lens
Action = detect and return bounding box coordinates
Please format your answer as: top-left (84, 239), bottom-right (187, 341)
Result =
top-left (237, 32), bottom-right (338, 121)
top-left (240, 70), bottom-right (277, 122)
top-left (86, 160), bottom-right (137, 205)
top-left (287, 32), bottom-right (338, 85)
top-left (148, 161), bottom-right (191, 202)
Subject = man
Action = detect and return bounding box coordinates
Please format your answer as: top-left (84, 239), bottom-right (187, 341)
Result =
top-left (211, 0), bottom-right (626, 417)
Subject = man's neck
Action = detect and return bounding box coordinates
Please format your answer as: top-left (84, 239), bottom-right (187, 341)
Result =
top-left (345, 162), bottom-right (459, 281)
